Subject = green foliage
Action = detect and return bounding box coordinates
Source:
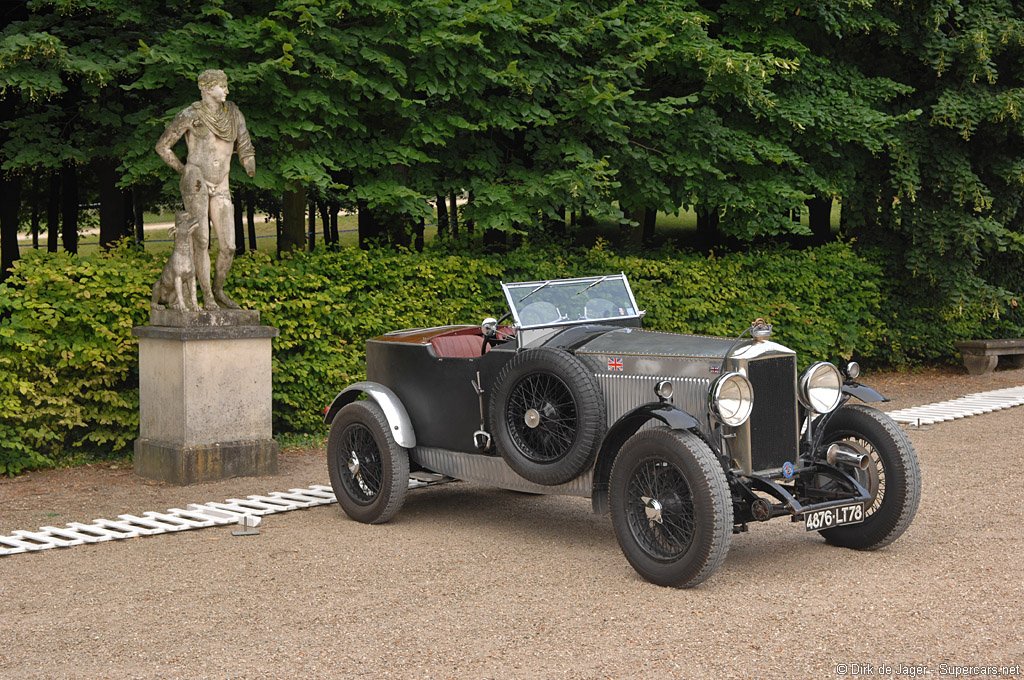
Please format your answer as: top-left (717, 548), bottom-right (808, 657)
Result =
top-left (3, 0), bottom-right (1023, 311)
top-left (0, 240), bottom-right (907, 474)
top-left (841, 0), bottom-right (1024, 304)
top-left (0, 242), bottom-right (159, 474)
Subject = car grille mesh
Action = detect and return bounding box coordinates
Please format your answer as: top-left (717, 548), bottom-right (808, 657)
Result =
top-left (747, 355), bottom-right (799, 470)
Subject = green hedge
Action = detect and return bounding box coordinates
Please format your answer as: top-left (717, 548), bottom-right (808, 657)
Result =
top-left (1, 240), bottom-right (1018, 474)
top-left (0, 248), bottom-right (158, 474)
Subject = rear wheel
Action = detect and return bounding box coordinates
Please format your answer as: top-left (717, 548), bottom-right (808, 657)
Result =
top-left (610, 428), bottom-right (732, 587)
top-left (818, 404), bottom-right (920, 550)
top-left (327, 401), bottom-right (409, 524)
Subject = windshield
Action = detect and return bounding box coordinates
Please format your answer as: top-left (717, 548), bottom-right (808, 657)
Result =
top-left (501, 274), bottom-right (642, 329)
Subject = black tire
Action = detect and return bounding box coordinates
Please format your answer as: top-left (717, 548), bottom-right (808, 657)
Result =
top-left (609, 428), bottom-right (732, 587)
top-left (490, 348), bottom-right (605, 486)
top-left (327, 401), bottom-right (410, 524)
top-left (818, 404), bottom-right (921, 550)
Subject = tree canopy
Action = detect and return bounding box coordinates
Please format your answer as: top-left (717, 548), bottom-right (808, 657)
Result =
top-left (1, 0), bottom-right (1023, 317)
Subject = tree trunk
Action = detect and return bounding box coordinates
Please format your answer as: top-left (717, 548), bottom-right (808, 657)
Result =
top-left (623, 207), bottom-right (645, 248)
top-left (280, 186), bottom-right (307, 253)
top-left (465, 191), bottom-right (474, 236)
top-left (696, 205), bottom-right (721, 250)
top-left (449, 192), bottom-right (459, 238)
top-left (414, 217), bottom-right (425, 252)
top-left (121, 189), bottom-right (133, 243)
top-left (97, 159), bottom-right (125, 248)
top-left (642, 208), bottom-right (657, 246)
top-left (0, 86), bottom-right (20, 278)
top-left (807, 196), bottom-right (832, 246)
top-left (30, 186), bottom-right (40, 249)
top-left (132, 188), bottom-right (145, 247)
top-left (436, 195), bottom-right (448, 239)
top-left (328, 202), bottom-right (339, 247)
top-left (47, 171), bottom-right (60, 253)
top-left (0, 173), bottom-right (21, 282)
top-left (246, 190), bottom-right (257, 252)
top-left (307, 198), bottom-right (316, 252)
top-left (317, 200), bottom-right (331, 247)
top-left (274, 209), bottom-right (281, 258)
top-left (60, 163), bottom-right (78, 253)
top-left (358, 200), bottom-right (383, 249)
top-left (234, 191), bottom-right (246, 255)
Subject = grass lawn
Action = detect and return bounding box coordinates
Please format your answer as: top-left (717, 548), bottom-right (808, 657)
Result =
top-left (15, 202), bottom-right (841, 256)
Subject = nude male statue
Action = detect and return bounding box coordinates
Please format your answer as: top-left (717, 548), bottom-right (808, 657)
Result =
top-left (155, 69), bottom-right (255, 310)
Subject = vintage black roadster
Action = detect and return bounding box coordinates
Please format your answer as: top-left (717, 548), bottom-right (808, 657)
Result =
top-left (324, 274), bottom-right (921, 587)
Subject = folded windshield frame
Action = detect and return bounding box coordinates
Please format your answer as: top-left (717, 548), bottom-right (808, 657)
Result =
top-left (500, 273), bottom-right (643, 330)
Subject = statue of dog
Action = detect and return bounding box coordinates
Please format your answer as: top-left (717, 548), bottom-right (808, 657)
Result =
top-left (151, 211), bottom-right (200, 311)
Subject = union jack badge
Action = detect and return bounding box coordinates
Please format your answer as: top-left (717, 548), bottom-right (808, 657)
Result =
top-left (607, 357), bottom-right (624, 371)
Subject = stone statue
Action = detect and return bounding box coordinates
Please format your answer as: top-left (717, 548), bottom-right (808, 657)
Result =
top-left (155, 69), bottom-right (255, 310)
top-left (151, 211), bottom-right (200, 312)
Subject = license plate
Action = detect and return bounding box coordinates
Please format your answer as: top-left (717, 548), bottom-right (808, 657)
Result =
top-left (804, 503), bottom-right (864, 531)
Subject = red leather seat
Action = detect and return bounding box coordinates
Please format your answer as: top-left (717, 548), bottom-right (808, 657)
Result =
top-left (430, 332), bottom-right (488, 358)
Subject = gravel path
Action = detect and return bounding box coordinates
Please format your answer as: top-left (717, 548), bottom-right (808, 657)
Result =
top-left (2, 366), bottom-right (1022, 679)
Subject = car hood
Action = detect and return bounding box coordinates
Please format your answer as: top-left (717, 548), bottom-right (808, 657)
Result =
top-left (569, 327), bottom-right (792, 362)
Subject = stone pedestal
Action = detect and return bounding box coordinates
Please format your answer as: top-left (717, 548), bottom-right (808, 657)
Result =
top-left (133, 309), bottom-right (279, 485)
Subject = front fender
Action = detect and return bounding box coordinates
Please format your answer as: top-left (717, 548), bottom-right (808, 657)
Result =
top-left (590, 403), bottom-right (699, 515)
top-left (323, 381), bottom-right (416, 448)
top-left (842, 382), bottom-right (888, 403)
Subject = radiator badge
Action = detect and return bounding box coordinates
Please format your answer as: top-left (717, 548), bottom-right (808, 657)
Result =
top-left (607, 357), bottom-right (624, 371)
top-left (782, 462), bottom-right (795, 478)
top-left (709, 365), bottom-right (721, 374)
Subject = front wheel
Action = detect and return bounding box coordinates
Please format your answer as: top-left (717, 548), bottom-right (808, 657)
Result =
top-left (327, 401), bottom-right (410, 524)
top-left (609, 428), bottom-right (732, 587)
top-left (818, 404), bottom-right (921, 550)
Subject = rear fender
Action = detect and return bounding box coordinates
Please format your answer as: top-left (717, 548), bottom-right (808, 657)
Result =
top-left (324, 381), bottom-right (416, 448)
top-left (590, 404), bottom-right (699, 515)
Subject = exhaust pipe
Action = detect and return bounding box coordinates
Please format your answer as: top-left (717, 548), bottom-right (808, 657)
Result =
top-left (826, 443), bottom-right (870, 470)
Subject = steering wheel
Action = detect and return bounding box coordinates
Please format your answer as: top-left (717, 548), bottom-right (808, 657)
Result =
top-left (520, 301), bottom-right (561, 326)
top-left (583, 297), bottom-right (616, 320)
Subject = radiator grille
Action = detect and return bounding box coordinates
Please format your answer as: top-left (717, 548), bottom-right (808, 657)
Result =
top-left (595, 373), bottom-right (710, 427)
top-left (747, 355), bottom-right (799, 471)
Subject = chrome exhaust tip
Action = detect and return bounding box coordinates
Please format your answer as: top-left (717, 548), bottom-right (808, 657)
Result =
top-left (826, 443), bottom-right (870, 470)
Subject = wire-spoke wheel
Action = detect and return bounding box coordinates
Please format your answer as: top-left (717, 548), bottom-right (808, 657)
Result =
top-left (818, 404), bottom-right (920, 550)
top-left (624, 459), bottom-right (698, 560)
top-left (491, 348), bottom-right (604, 485)
top-left (327, 401), bottom-right (409, 524)
top-left (506, 372), bottom-right (578, 463)
top-left (610, 428), bottom-right (732, 588)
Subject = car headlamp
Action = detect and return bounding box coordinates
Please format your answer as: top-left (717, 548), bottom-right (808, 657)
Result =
top-left (845, 361), bottom-right (861, 380)
top-left (655, 380), bottom-right (674, 401)
top-left (798, 362), bottom-right (843, 414)
top-left (710, 372), bottom-right (754, 427)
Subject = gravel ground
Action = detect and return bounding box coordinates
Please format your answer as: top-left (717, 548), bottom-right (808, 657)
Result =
top-left (2, 365), bottom-right (1023, 679)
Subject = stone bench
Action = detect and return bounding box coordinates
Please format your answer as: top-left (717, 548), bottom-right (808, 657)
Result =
top-left (954, 339), bottom-right (1024, 376)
